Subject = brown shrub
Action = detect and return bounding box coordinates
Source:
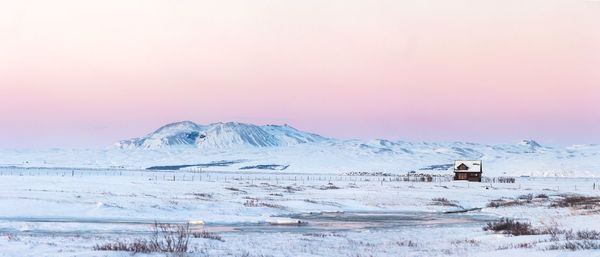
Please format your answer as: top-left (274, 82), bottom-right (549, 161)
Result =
top-left (548, 240), bottom-right (600, 251)
top-left (93, 222), bottom-right (190, 253)
top-left (576, 230), bottom-right (600, 240)
top-left (483, 218), bottom-right (537, 236)
top-left (551, 195), bottom-right (600, 209)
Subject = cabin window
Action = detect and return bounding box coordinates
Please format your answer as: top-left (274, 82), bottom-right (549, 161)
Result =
top-left (458, 173), bottom-right (467, 180)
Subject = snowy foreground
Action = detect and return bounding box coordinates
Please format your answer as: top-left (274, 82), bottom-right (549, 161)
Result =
top-left (0, 168), bottom-right (599, 257)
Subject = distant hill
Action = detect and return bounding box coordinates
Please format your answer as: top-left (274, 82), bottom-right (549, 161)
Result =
top-left (1, 121), bottom-right (599, 177)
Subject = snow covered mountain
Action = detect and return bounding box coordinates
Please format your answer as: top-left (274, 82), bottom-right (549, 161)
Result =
top-left (116, 121), bottom-right (205, 148)
top-left (2, 121), bottom-right (600, 177)
top-left (115, 121), bottom-right (330, 149)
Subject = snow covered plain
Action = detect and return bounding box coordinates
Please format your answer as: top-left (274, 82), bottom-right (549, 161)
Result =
top-left (0, 168), bottom-right (599, 257)
top-left (1, 121), bottom-right (600, 256)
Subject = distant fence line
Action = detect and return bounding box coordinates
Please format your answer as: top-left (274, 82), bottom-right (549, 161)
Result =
top-left (0, 167), bottom-right (598, 191)
top-left (0, 167), bottom-right (452, 183)
top-left (0, 167), bottom-right (456, 183)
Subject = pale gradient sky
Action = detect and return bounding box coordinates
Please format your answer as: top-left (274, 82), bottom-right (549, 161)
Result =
top-left (0, 0), bottom-right (599, 148)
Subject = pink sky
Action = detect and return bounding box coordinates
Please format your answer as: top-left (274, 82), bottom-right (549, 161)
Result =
top-left (1, 0), bottom-right (599, 148)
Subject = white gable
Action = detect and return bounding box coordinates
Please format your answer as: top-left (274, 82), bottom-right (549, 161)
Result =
top-left (454, 160), bottom-right (482, 172)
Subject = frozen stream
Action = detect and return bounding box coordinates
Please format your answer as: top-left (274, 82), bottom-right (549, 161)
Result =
top-left (0, 211), bottom-right (495, 237)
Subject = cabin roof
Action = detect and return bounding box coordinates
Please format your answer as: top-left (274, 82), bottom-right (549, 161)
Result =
top-left (454, 160), bottom-right (482, 172)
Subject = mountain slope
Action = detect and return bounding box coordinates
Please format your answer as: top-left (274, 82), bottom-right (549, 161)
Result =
top-left (115, 121), bottom-right (330, 149)
top-left (199, 122), bottom-right (281, 148)
top-left (116, 121), bottom-right (205, 149)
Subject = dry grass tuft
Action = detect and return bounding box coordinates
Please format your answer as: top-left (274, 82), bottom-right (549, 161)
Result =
top-left (93, 222), bottom-right (190, 253)
top-left (319, 183), bottom-right (341, 190)
top-left (192, 231), bottom-right (224, 242)
top-left (243, 199), bottom-right (285, 209)
top-left (430, 197), bottom-right (460, 207)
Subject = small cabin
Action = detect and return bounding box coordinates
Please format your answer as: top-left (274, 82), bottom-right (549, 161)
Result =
top-left (453, 160), bottom-right (482, 182)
